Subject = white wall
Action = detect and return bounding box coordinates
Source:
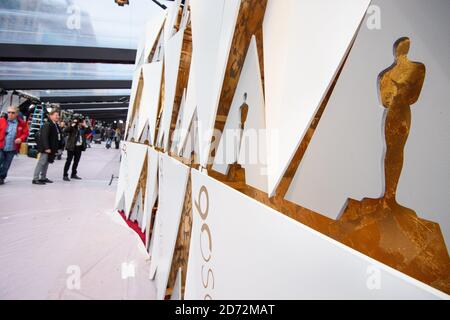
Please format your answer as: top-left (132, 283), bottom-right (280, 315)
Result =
top-left (137, 61), bottom-right (163, 143)
top-left (156, 28), bottom-right (184, 150)
top-left (142, 146), bottom-right (159, 233)
top-left (185, 169), bottom-right (446, 299)
top-left (148, 153), bottom-right (190, 300)
top-left (190, 0), bottom-right (241, 167)
top-left (115, 141), bottom-right (148, 217)
top-left (285, 0), bottom-right (450, 253)
top-left (212, 36), bottom-right (268, 193)
top-left (263, 0), bottom-right (371, 196)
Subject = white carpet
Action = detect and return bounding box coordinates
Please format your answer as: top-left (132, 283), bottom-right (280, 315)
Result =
top-left (0, 144), bottom-right (156, 300)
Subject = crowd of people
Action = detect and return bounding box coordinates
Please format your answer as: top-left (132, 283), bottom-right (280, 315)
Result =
top-left (0, 105), bottom-right (123, 186)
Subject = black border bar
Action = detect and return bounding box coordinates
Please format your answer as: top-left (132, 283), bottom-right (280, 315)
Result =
top-left (41, 95), bottom-right (130, 104)
top-left (0, 44), bottom-right (137, 64)
top-left (0, 80), bottom-right (132, 90)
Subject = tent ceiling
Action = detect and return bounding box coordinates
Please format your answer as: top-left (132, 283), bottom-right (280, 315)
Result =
top-left (0, 0), bottom-right (164, 121)
top-left (0, 0), bottom-right (164, 49)
top-left (0, 62), bottom-right (134, 81)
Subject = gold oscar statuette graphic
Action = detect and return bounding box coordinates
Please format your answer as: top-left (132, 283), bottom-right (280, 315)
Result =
top-left (335, 38), bottom-right (449, 293)
top-left (209, 37), bottom-right (450, 293)
top-left (379, 37), bottom-right (425, 206)
top-left (227, 93), bottom-right (249, 182)
top-left (240, 92), bottom-right (250, 131)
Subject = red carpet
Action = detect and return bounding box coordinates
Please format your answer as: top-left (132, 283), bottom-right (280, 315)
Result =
top-left (118, 210), bottom-right (146, 245)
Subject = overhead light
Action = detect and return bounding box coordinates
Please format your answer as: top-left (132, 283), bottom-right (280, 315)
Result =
top-left (114, 121), bottom-right (117, 124)
top-left (115, 0), bottom-right (129, 6)
top-left (119, 120), bottom-right (124, 124)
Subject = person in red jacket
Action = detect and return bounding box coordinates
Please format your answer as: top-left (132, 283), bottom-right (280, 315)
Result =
top-left (0, 106), bottom-right (29, 185)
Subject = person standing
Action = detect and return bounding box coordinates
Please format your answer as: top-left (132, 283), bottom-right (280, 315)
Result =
top-left (56, 121), bottom-right (66, 160)
top-left (100, 127), bottom-right (106, 141)
top-left (63, 118), bottom-right (86, 181)
top-left (85, 126), bottom-right (93, 148)
top-left (114, 128), bottom-right (122, 149)
top-left (32, 108), bottom-right (61, 185)
top-left (105, 127), bottom-right (114, 149)
top-left (0, 106), bottom-right (29, 185)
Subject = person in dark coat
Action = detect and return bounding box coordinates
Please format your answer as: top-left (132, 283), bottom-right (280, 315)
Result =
top-left (114, 128), bottom-right (122, 149)
top-left (32, 108), bottom-right (61, 185)
top-left (105, 127), bottom-right (114, 148)
top-left (63, 118), bottom-right (87, 181)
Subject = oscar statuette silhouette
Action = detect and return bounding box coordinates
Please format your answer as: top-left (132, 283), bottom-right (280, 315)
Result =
top-left (227, 93), bottom-right (249, 182)
top-left (334, 38), bottom-right (449, 293)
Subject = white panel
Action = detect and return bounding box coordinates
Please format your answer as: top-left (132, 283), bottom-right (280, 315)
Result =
top-left (156, 29), bottom-right (185, 150)
top-left (147, 210), bottom-right (157, 253)
top-left (180, 0), bottom-right (190, 30)
top-left (121, 142), bottom-right (147, 219)
top-left (115, 193), bottom-right (125, 214)
top-left (181, 111), bottom-right (199, 163)
top-left (170, 89), bottom-right (187, 155)
top-left (148, 154), bottom-right (190, 300)
top-left (151, 29), bottom-right (165, 63)
top-left (178, 55), bottom-right (197, 153)
top-left (143, 10), bottom-right (167, 62)
top-left (127, 113), bottom-right (139, 142)
top-left (148, 157), bottom-right (163, 277)
top-left (125, 67), bottom-right (142, 138)
top-left (212, 36), bottom-right (268, 193)
top-left (170, 268), bottom-right (183, 300)
top-left (136, 189), bottom-right (145, 227)
top-left (130, 192), bottom-right (138, 221)
top-left (164, 0), bottom-right (181, 45)
top-left (114, 146), bottom-right (127, 210)
top-left (185, 170), bottom-right (447, 300)
top-left (136, 61), bottom-right (163, 143)
top-left (134, 32), bottom-right (145, 69)
top-left (190, 0), bottom-right (241, 167)
top-left (138, 120), bottom-right (150, 144)
top-left (263, 0), bottom-right (371, 196)
top-left (142, 147), bottom-right (159, 233)
top-left (286, 0), bottom-right (450, 245)
top-left (130, 188), bottom-right (143, 223)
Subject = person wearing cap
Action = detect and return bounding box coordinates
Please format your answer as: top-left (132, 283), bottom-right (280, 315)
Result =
top-left (0, 106), bottom-right (29, 185)
top-left (32, 108), bottom-right (61, 185)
